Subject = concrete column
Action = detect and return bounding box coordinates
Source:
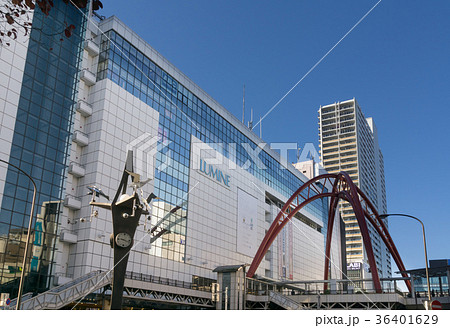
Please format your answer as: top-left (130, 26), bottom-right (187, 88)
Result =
top-left (213, 265), bottom-right (246, 310)
top-left (229, 269), bottom-right (246, 309)
top-left (215, 272), bottom-right (223, 310)
top-left (215, 270), bottom-right (246, 310)
top-left (330, 280), bottom-right (337, 294)
top-left (230, 274), bottom-right (236, 309)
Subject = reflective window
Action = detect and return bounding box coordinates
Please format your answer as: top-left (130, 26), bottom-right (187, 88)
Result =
top-left (0, 1), bottom-right (86, 298)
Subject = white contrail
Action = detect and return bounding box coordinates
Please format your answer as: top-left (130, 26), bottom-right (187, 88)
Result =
top-left (253, 0), bottom-right (383, 130)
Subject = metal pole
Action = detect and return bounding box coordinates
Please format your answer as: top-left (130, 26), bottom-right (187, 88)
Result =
top-left (242, 84), bottom-right (245, 124)
top-left (381, 213), bottom-right (432, 305)
top-left (224, 286), bottom-right (228, 310)
top-left (420, 220), bottom-right (432, 303)
top-left (0, 159), bottom-right (37, 310)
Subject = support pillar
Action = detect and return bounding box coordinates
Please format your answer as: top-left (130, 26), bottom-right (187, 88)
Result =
top-left (213, 265), bottom-right (246, 310)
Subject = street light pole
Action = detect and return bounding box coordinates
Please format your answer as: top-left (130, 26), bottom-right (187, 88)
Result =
top-left (0, 159), bottom-right (37, 310)
top-left (380, 213), bottom-right (432, 304)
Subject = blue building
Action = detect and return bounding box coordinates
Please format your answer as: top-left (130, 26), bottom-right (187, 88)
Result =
top-left (0, 1), bottom-right (86, 298)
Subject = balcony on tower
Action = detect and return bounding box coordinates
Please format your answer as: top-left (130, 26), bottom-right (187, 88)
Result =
top-left (63, 195), bottom-right (82, 211)
top-left (60, 231), bottom-right (78, 244)
top-left (76, 100), bottom-right (93, 117)
top-left (84, 39), bottom-right (99, 57)
top-left (72, 130), bottom-right (89, 147)
top-left (80, 68), bottom-right (96, 86)
top-left (68, 162), bottom-right (86, 178)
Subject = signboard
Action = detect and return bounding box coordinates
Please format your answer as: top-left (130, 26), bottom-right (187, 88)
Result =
top-left (277, 220), bottom-right (293, 280)
top-left (0, 293), bottom-right (9, 307)
top-left (347, 262), bottom-right (361, 271)
top-left (431, 300), bottom-right (442, 310)
top-left (199, 158), bottom-right (230, 187)
top-left (237, 188), bottom-right (257, 257)
top-left (31, 219), bottom-right (44, 272)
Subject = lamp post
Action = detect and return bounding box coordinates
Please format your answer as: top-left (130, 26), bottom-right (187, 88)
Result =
top-left (0, 159), bottom-right (37, 310)
top-left (379, 213), bottom-right (431, 305)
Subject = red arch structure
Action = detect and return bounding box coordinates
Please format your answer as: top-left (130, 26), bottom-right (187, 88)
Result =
top-left (246, 172), bottom-right (411, 294)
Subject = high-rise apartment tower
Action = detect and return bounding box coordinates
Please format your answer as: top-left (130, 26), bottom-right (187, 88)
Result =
top-left (318, 99), bottom-right (391, 283)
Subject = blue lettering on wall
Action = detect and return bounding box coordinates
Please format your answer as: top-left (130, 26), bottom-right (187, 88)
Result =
top-left (199, 159), bottom-right (231, 187)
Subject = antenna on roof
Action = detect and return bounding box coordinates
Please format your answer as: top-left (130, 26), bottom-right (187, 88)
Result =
top-left (259, 116), bottom-right (262, 138)
top-left (248, 107), bottom-right (253, 130)
top-left (242, 85), bottom-right (245, 124)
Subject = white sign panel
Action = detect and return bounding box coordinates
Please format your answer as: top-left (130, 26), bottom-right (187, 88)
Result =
top-left (347, 262), bottom-right (362, 271)
top-left (237, 188), bottom-right (258, 257)
top-left (277, 220), bottom-right (293, 280)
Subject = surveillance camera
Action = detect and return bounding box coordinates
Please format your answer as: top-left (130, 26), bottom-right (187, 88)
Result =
top-left (80, 217), bottom-right (86, 223)
top-left (122, 213), bottom-right (129, 219)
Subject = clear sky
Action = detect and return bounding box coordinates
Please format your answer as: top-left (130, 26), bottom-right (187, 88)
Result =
top-left (99, 1), bottom-right (450, 274)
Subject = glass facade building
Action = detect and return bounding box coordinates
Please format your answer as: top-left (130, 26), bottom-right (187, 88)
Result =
top-left (96, 31), bottom-right (329, 261)
top-left (0, 2), bottom-right (86, 297)
top-left (0, 11), bottom-right (343, 308)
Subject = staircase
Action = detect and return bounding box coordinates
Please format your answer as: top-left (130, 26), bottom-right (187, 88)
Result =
top-left (3, 292), bottom-right (33, 309)
top-left (4, 270), bottom-right (111, 310)
top-left (268, 291), bottom-right (303, 310)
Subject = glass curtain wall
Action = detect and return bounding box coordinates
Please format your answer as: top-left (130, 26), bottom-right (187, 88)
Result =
top-left (0, 2), bottom-right (86, 298)
top-left (97, 30), bottom-right (328, 263)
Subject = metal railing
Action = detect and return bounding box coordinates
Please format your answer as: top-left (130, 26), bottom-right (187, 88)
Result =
top-left (246, 277), bottom-right (282, 296)
top-left (247, 277), bottom-right (414, 298)
top-left (2, 269), bottom-right (210, 310)
top-left (3, 270), bottom-right (111, 310)
top-left (268, 291), bottom-right (303, 310)
top-left (125, 271), bottom-right (210, 291)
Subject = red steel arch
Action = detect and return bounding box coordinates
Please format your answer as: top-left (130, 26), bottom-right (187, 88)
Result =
top-left (246, 172), bottom-right (411, 294)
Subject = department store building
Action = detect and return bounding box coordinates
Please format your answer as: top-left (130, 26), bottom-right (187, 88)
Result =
top-left (0, 4), bottom-right (344, 309)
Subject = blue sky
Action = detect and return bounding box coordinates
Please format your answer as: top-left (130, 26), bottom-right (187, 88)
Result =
top-left (100, 1), bottom-right (450, 273)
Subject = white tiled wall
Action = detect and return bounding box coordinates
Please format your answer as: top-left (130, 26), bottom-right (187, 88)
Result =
top-left (59, 78), bottom-right (160, 278)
